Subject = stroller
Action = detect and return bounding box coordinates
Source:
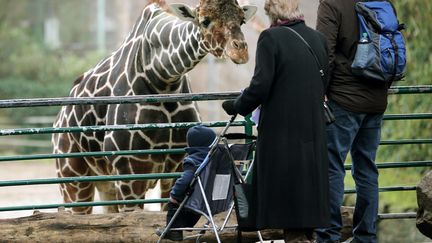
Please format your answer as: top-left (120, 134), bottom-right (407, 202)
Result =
top-left (156, 115), bottom-right (263, 243)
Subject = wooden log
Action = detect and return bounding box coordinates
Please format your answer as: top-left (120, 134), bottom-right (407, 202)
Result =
top-left (341, 206), bottom-right (354, 241)
top-left (0, 207), bottom-right (354, 242)
top-left (0, 210), bottom-right (282, 243)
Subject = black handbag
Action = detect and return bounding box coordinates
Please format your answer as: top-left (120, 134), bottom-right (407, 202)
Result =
top-left (285, 27), bottom-right (336, 125)
top-left (324, 101), bottom-right (336, 125)
top-left (233, 183), bottom-right (257, 231)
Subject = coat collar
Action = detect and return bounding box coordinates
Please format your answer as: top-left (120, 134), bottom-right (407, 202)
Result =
top-left (270, 19), bottom-right (305, 28)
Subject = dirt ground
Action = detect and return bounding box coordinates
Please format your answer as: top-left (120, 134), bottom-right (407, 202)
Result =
top-left (0, 161), bottom-right (161, 219)
top-left (0, 161), bottom-right (58, 219)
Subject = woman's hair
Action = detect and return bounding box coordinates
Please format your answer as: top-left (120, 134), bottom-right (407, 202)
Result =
top-left (264, 0), bottom-right (304, 23)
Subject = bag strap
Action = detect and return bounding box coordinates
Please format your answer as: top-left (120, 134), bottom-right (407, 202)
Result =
top-left (284, 26), bottom-right (324, 79)
top-left (284, 27), bottom-right (334, 123)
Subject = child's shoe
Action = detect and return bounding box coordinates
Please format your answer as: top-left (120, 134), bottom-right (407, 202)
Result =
top-left (155, 228), bottom-right (183, 241)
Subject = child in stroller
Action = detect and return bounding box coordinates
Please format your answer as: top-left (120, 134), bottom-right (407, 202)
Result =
top-left (157, 125), bottom-right (217, 241)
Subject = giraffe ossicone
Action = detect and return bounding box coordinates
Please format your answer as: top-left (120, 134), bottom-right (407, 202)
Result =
top-left (52, 1), bottom-right (256, 214)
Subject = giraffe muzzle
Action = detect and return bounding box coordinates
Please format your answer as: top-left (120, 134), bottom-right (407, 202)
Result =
top-left (225, 39), bottom-right (249, 64)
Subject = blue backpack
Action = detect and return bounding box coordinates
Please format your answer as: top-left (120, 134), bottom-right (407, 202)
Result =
top-left (351, 0), bottom-right (406, 82)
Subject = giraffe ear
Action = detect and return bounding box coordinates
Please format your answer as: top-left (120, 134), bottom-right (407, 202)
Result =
top-left (242, 5), bottom-right (258, 23)
top-left (169, 3), bottom-right (197, 22)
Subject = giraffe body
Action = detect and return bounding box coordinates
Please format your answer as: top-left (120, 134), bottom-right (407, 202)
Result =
top-left (52, 2), bottom-right (256, 214)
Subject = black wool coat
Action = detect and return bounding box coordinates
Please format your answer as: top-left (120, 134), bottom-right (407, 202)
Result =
top-left (234, 21), bottom-right (330, 229)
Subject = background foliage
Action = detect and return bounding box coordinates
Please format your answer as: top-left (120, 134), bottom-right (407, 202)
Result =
top-left (376, 0), bottom-right (432, 211)
top-left (0, 0), bottom-right (102, 121)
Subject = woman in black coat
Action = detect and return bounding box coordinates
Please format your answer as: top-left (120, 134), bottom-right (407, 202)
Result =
top-left (223, 0), bottom-right (330, 241)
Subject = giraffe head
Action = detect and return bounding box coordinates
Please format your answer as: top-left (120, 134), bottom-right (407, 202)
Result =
top-left (170, 0), bottom-right (257, 64)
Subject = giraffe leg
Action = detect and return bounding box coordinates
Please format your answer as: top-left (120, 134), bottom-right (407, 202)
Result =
top-left (95, 181), bottom-right (119, 213)
top-left (56, 156), bottom-right (95, 215)
top-left (160, 156), bottom-right (184, 211)
top-left (160, 179), bottom-right (175, 211)
top-left (116, 179), bottom-right (156, 212)
top-left (113, 157), bottom-right (159, 213)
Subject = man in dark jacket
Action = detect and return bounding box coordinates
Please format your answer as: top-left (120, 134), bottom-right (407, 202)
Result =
top-left (315, 0), bottom-right (391, 242)
top-left (158, 125), bottom-right (216, 241)
top-left (223, 0), bottom-right (330, 241)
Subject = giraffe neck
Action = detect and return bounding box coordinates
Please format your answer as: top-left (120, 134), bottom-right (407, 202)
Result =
top-left (81, 5), bottom-right (211, 95)
top-left (133, 7), bottom-right (210, 92)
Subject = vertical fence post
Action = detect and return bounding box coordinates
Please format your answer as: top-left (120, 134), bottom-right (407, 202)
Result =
top-left (243, 114), bottom-right (255, 184)
top-left (243, 114), bottom-right (254, 139)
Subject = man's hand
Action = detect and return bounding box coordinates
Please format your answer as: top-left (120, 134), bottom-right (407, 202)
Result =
top-left (222, 100), bottom-right (237, 116)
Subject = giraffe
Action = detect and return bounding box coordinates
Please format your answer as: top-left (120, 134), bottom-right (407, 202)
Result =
top-left (52, 1), bottom-right (257, 214)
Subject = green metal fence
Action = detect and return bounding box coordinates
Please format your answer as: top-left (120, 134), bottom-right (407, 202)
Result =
top-left (0, 86), bottom-right (430, 219)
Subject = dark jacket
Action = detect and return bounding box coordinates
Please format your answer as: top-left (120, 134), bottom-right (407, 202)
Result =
top-left (234, 21), bottom-right (330, 229)
top-left (170, 147), bottom-right (209, 202)
top-left (316, 0), bottom-right (390, 113)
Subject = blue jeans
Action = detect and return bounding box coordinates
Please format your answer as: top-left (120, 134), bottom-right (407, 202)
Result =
top-left (316, 101), bottom-right (383, 243)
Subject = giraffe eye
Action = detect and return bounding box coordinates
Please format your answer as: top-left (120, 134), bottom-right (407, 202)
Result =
top-left (201, 17), bottom-right (211, 28)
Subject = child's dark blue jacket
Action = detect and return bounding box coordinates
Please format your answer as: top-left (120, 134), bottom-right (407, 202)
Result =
top-left (170, 146), bottom-right (210, 202)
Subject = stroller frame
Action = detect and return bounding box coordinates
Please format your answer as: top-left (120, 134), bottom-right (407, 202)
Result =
top-left (157, 115), bottom-right (263, 243)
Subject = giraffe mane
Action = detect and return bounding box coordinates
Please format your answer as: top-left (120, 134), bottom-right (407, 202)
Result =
top-left (72, 75), bottom-right (84, 86)
top-left (145, 0), bottom-right (169, 12)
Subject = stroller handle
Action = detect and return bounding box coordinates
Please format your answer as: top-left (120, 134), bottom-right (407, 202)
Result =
top-left (229, 114), bottom-right (237, 123)
top-left (219, 114), bottom-right (237, 138)
top-left (222, 115), bottom-right (256, 140)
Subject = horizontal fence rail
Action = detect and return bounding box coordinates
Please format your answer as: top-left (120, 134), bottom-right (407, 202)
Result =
top-left (378, 212), bottom-right (416, 219)
top-left (0, 86), bottom-right (431, 109)
top-left (0, 92), bottom-right (241, 108)
top-left (0, 148), bottom-right (185, 162)
top-left (0, 173), bottom-right (182, 187)
top-left (0, 121), bottom-right (247, 136)
top-left (387, 85), bottom-right (432, 94)
top-left (345, 161), bottom-right (432, 170)
top-left (2, 161), bottom-right (431, 187)
top-left (0, 201), bottom-right (416, 220)
top-left (0, 140), bottom-right (429, 162)
top-left (0, 200), bottom-right (415, 220)
top-left (0, 199), bottom-right (169, 212)
top-left (345, 186), bottom-right (417, 194)
top-left (1, 114), bottom-right (431, 137)
top-left (383, 113), bottom-right (432, 120)
top-left (380, 139), bottom-right (432, 145)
